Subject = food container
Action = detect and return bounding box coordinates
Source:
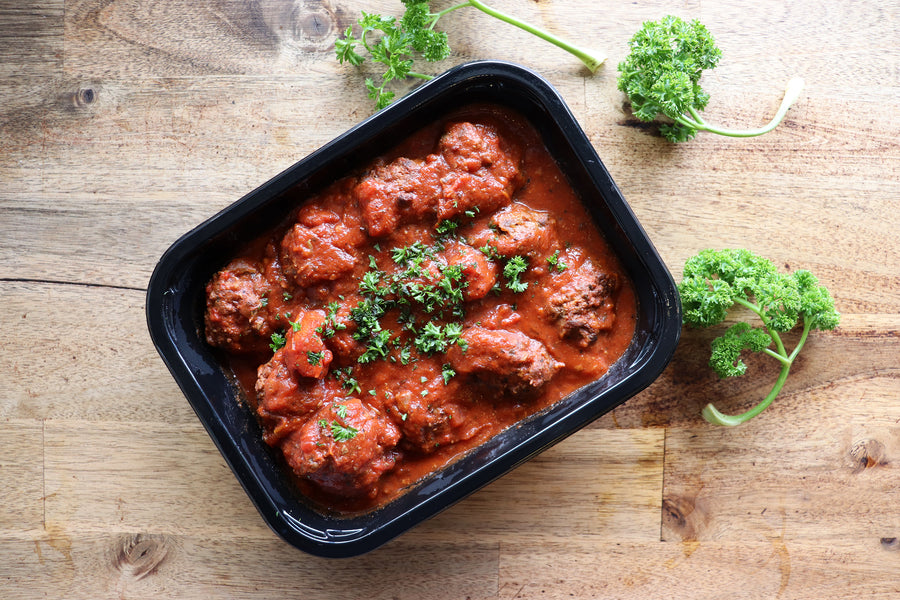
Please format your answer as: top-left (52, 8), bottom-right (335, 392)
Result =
top-left (146, 60), bottom-right (681, 558)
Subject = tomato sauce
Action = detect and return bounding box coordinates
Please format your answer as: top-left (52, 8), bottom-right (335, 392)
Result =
top-left (205, 104), bottom-right (636, 514)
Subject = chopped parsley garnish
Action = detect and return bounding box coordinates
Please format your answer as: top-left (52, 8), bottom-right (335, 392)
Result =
top-left (331, 421), bottom-right (359, 442)
top-left (399, 346), bottom-right (412, 365)
top-left (357, 328), bottom-right (393, 363)
top-left (546, 250), bottom-right (568, 272)
top-left (435, 219), bottom-right (459, 236)
top-left (359, 269), bottom-right (384, 296)
top-left (334, 403), bottom-right (349, 419)
top-left (333, 367), bottom-right (362, 394)
top-left (351, 237), bottom-right (472, 363)
top-left (316, 301), bottom-right (347, 339)
top-left (259, 295), bottom-right (269, 308)
top-left (269, 331), bottom-right (286, 352)
top-left (503, 255), bottom-right (530, 293)
top-left (441, 363), bottom-right (456, 384)
top-left (307, 350), bottom-right (325, 366)
top-left (318, 410), bottom-right (359, 442)
top-left (282, 291), bottom-right (292, 301)
top-left (344, 378), bottom-right (361, 394)
top-left (412, 321), bottom-right (465, 354)
top-left (391, 241), bottom-right (433, 265)
top-left (479, 244), bottom-right (504, 262)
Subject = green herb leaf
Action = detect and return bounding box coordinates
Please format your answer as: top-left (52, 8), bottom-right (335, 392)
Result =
top-left (503, 255), bottom-right (529, 293)
top-left (330, 421), bottom-right (359, 442)
top-left (546, 249), bottom-right (567, 272)
top-left (442, 363), bottom-right (456, 384)
top-left (334, 403), bottom-right (349, 419)
top-left (269, 331), bottom-right (286, 353)
top-left (338, 1), bottom-right (604, 110)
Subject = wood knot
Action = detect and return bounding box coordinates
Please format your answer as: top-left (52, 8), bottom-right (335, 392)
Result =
top-left (662, 495), bottom-right (709, 541)
top-left (848, 439), bottom-right (888, 473)
top-left (881, 537), bottom-right (899, 551)
top-left (109, 533), bottom-right (172, 581)
top-left (73, 87), bottom-right (96, 108)
top-left (259, 0), bottom-right (340, 52)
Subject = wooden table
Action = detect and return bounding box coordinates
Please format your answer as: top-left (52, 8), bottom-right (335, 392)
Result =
top-left (2, 1), bottom-right (898, 597)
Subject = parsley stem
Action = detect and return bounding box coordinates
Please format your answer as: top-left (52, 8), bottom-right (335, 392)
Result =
top-left (434, 2), bottom-right (471, 22)
top-left (408, 71), bottom-right (435, 80)
top-left (679, 78), bottom-right (805, 138)
top-left (787, 317), bottom-right (814, 363)
top-left (702, 359), bottom-right (791, 426)
top-left (463, 0), bottom-right (605, 72)
top-left (703, 307), bottom-right (815, 426)
top-left (762, 347), bottom-right (791, 366)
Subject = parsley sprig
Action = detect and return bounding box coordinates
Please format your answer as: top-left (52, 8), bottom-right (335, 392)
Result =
top-left (337, 1), bottom-right (605, 109)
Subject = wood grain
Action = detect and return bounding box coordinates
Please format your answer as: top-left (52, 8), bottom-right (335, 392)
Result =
top-left (2, 0), bottom-right (899, 597)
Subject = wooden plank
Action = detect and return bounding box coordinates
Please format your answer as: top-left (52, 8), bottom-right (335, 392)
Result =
top-left (43, 419), bottom-right (269, 537)
top-left (59, 0), bottom-right (643, 80)
top-left (0, 420), bottom-right (44, 534)
top-left (414, 428), bottom-right (664, 543)
top-left (699, 0), bottom-right (900, 99)
top-left (496, 539), bottom-right (900, 599)
top-left (584, 94), bottom-right (900, 314)
top-left (1, 531), bottom-right (499, 600)
top-left (0, 193), bottom-right (221, 290)
top-left (0, 2), bottom-right (63, 79)
top-left (661, 376), bottom-right (900, 544)
top-left (0, 282), bottom-right (195, 424)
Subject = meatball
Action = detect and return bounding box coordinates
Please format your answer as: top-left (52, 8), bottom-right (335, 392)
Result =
top-left (436, 122), bottom-right (522, 220)
top-left (542, 258), bottom-right (619, 347)
top-left (279, 399), bottom-right (401, 497)
top-left (447, 326), bottom-right (562, 396)
top-left (437, 240), bottom-right (498, 301)
top-left (482, 202), bottom-right (558, 258)
top-left (280, 219), bottom-right (362, 287)
top-left (204, 259), bottom-right (274, 353)
top-left (439, 121), bottom-right (520, 178)
top-left (354, 156), bottom-right (445, 237)
top-left (255, 352), bottom-right (334, 444)
top-left (383, 375), bottom-right (482, 453)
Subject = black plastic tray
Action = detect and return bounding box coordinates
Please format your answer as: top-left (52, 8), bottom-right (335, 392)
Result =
top-left (146, 61), bottom-right (681, 558)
